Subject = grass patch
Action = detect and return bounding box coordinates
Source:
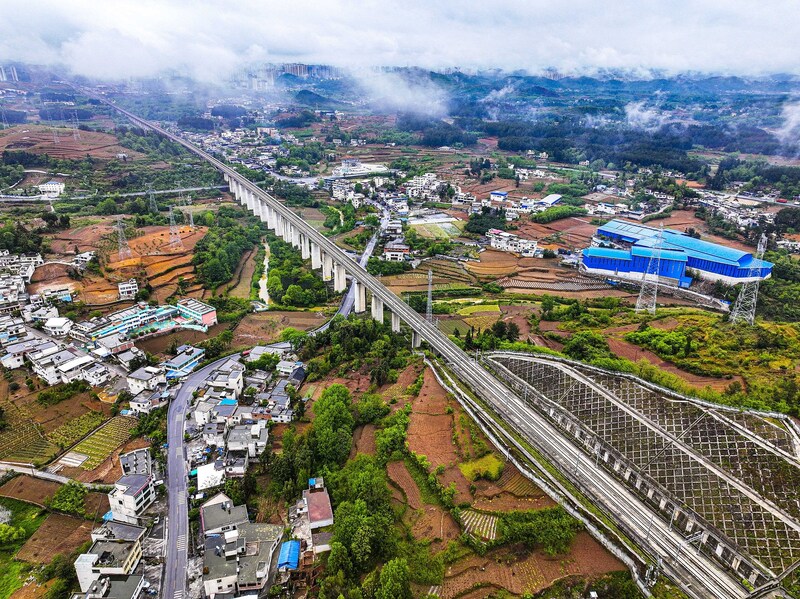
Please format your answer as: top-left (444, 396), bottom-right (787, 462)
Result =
top-left (0, 497), bottom-right (46, 599)
top-left (459, 453), bottom-right (504, 482)
top-left (403, 457), bottom-right (442, 506)
top-left (457, 304), bottom-right (501, 316)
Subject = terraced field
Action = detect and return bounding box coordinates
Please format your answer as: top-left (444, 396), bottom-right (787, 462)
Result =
top-left (0, 400), bottom-right (58, 465)
top-left (70, 417), bottom-right (137, 470)
top-left (460, 508), bottom-right (499, 540)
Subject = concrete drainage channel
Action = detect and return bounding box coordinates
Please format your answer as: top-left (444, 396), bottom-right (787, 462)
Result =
top-left (421, 354), bottom-right (656, 598)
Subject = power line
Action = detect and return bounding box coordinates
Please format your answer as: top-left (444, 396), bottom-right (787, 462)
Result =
top-left (730, 234), bottom-right (767, 325)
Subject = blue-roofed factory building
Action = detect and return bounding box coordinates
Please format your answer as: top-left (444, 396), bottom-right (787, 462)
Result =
top-left (581, 219), bottom-right (772, 288)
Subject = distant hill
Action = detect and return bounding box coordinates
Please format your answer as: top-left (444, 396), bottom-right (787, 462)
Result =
top-left (293, 89), bottom-right (343, 109)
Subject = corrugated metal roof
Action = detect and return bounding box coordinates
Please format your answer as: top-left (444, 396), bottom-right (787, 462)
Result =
top-left (582, 247), bottom-right (631, 260)
top-left (631, 246), bottom-right (688, 262)
top-left (597, 219), bottom-right (773, 269)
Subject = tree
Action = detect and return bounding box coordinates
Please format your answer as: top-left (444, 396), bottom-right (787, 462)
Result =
top-left (96, 198), bottom-right (119, 215)
top-left (377, 558), bottom-right (412, 599)
top-left (0, 523), bottom-right (25, 546)
top-left (313, 384), bottom-right (355, 468)
top-left (506, 322), bottom-right (520, 342)
top-left (326, 541), bottom-right (352, 578)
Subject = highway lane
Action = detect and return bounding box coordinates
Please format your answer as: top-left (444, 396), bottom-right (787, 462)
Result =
top-left (98, 98), bottom-right (749, 598)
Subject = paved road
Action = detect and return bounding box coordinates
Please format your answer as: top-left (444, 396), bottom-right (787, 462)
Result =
top-left (163, 353), bottom-right (241, 599)
top-left (69, 185), bottom-right (229, 201)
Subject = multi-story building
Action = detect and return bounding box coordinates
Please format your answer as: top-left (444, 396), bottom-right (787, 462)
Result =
top-left (200, 493), bottom-right (283, 599)
top-left (108, 474), bottom-right (156, 525)
top-left (163, 345), bottom-right (205, 379)
top-left (176, 298), bottom-right (217, 326)
top-left (126, 366), bottom-right (165, 396)
top-left (206, 358), bottom-right (245, 399)
top-left (117, 279), bottom-right (138, 301)
top-left (74, 521), bottom-right (145, 592)
top-left (486, 229), bottom-right (538, 256)
top-left (38, 180), bottom-right (65, 197)
top-left (43, 317), bottom-right (73, 337)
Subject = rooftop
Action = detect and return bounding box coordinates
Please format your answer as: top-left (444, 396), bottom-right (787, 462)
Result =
top-left (89, 539), bottom-right (137, 568)
top-left (303, 487), bottom-right (333, 526)
top-left (201, 499), bottom-right (248, 534)
top-left (597, 219), bottom-right (773, 269)
top-left (92, 520), bottom-right (145, 543)
top-left (114, 474), bottom-right (151, 497)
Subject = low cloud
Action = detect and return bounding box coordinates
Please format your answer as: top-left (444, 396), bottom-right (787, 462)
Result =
top-left (624, 101), bottom-right (670, 131)
top-left (355, 70), bottom-right (448, 117)
top-left (1, 1), bottom-right (800, 82)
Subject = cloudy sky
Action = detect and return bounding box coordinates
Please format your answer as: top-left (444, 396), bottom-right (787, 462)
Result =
top-left (3, 1), bottom-right (799, 81)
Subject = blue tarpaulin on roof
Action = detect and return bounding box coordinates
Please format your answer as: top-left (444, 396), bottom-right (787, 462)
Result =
top-left (102, 510), bottom-right (113, 521)
top-left (278, 540), bottom-right (300, 570)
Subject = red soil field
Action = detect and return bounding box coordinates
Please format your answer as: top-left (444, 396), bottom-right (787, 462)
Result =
top-left (0, 125), bottom-right (144, 161)
top-left (441, 532), bottom-right (625, 598)
top-left (17, 514), bottom-right (92, 564)
top-left (0, 475), bottom-right (59, 506)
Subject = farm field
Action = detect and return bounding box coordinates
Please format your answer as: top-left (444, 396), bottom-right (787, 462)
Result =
top-left (439, 532), bottom-right (625, 599)
top-left (0, 374), bottom-right (112, 466)
top-left (70, 416), bottom-right (137, 470)
top-left (0, 476), bottom-right (60, 507)
top-left (231, 311), bottom-right (328, 349)
top-left (0, 497), bottom-right (47, 599)
top-left (16, 514), bottom-right (92, 565)
top-left (226, 247), bottom-right (257, 298)
top-left (33, 224), bottom-right (208, 305)
top-left (0, 125), bottom-right (143, 161)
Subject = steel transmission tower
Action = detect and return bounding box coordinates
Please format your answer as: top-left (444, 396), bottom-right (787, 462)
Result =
top-left (426, 269), bottom-right (434, 323)
top-left (117, 218), bottom-right (132, 261)
top-left (188, 210), bottom-right (195, 229)
top-left (635, 225), bottom-right (664, 314)
top-left (169, 207), bottom-right (183, 248)
top-left (730, 234), bottom-right (767, 325)
top-left (147, 183), bottom-right (158, 213)
top-left (71, 112), bottom-right (81, 141)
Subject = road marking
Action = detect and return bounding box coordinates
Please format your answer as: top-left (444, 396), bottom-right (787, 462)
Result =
top-left (174, 591), bottom-right (184, 599)
top-left (176, 535), bottom-right (187, 551)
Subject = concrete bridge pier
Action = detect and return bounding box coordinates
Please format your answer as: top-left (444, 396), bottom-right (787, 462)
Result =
top-left (246, 189), bottom-right (255, 211)
top-left (322, 252), bottom-right (333, 281)
top-left (334, 263), bottom-right (347, 293)
top-left (301, 234), bottom-right (311, 260)
top-left (282, 220), bottom-right (293, 243)
top-left (371, 295), bottom-right (384, 322)
top-left (258, 200), bottom-right (268, 223)
top-left (411, 330), bottom-right (422, 348)
top-left (275, 213), bottom-right (285, 237)
top-left (391, 312), bottom-right (401, 333)
top-left (267, 204), bottom-right (278, 230)
top-left (311, 243), bottom-right (322, 269)
top-left (291, 225), bottom-right (301, 248)
top-left (354, 281), bottom-right (367, 313)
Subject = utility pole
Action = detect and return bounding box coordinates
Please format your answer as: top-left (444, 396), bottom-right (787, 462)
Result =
top-left (117, 217), bottom-right (132, 261)
top-left (730, 234), bottom-right (767, 325)
top-left (635, 224), bottom-right (663, 314)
